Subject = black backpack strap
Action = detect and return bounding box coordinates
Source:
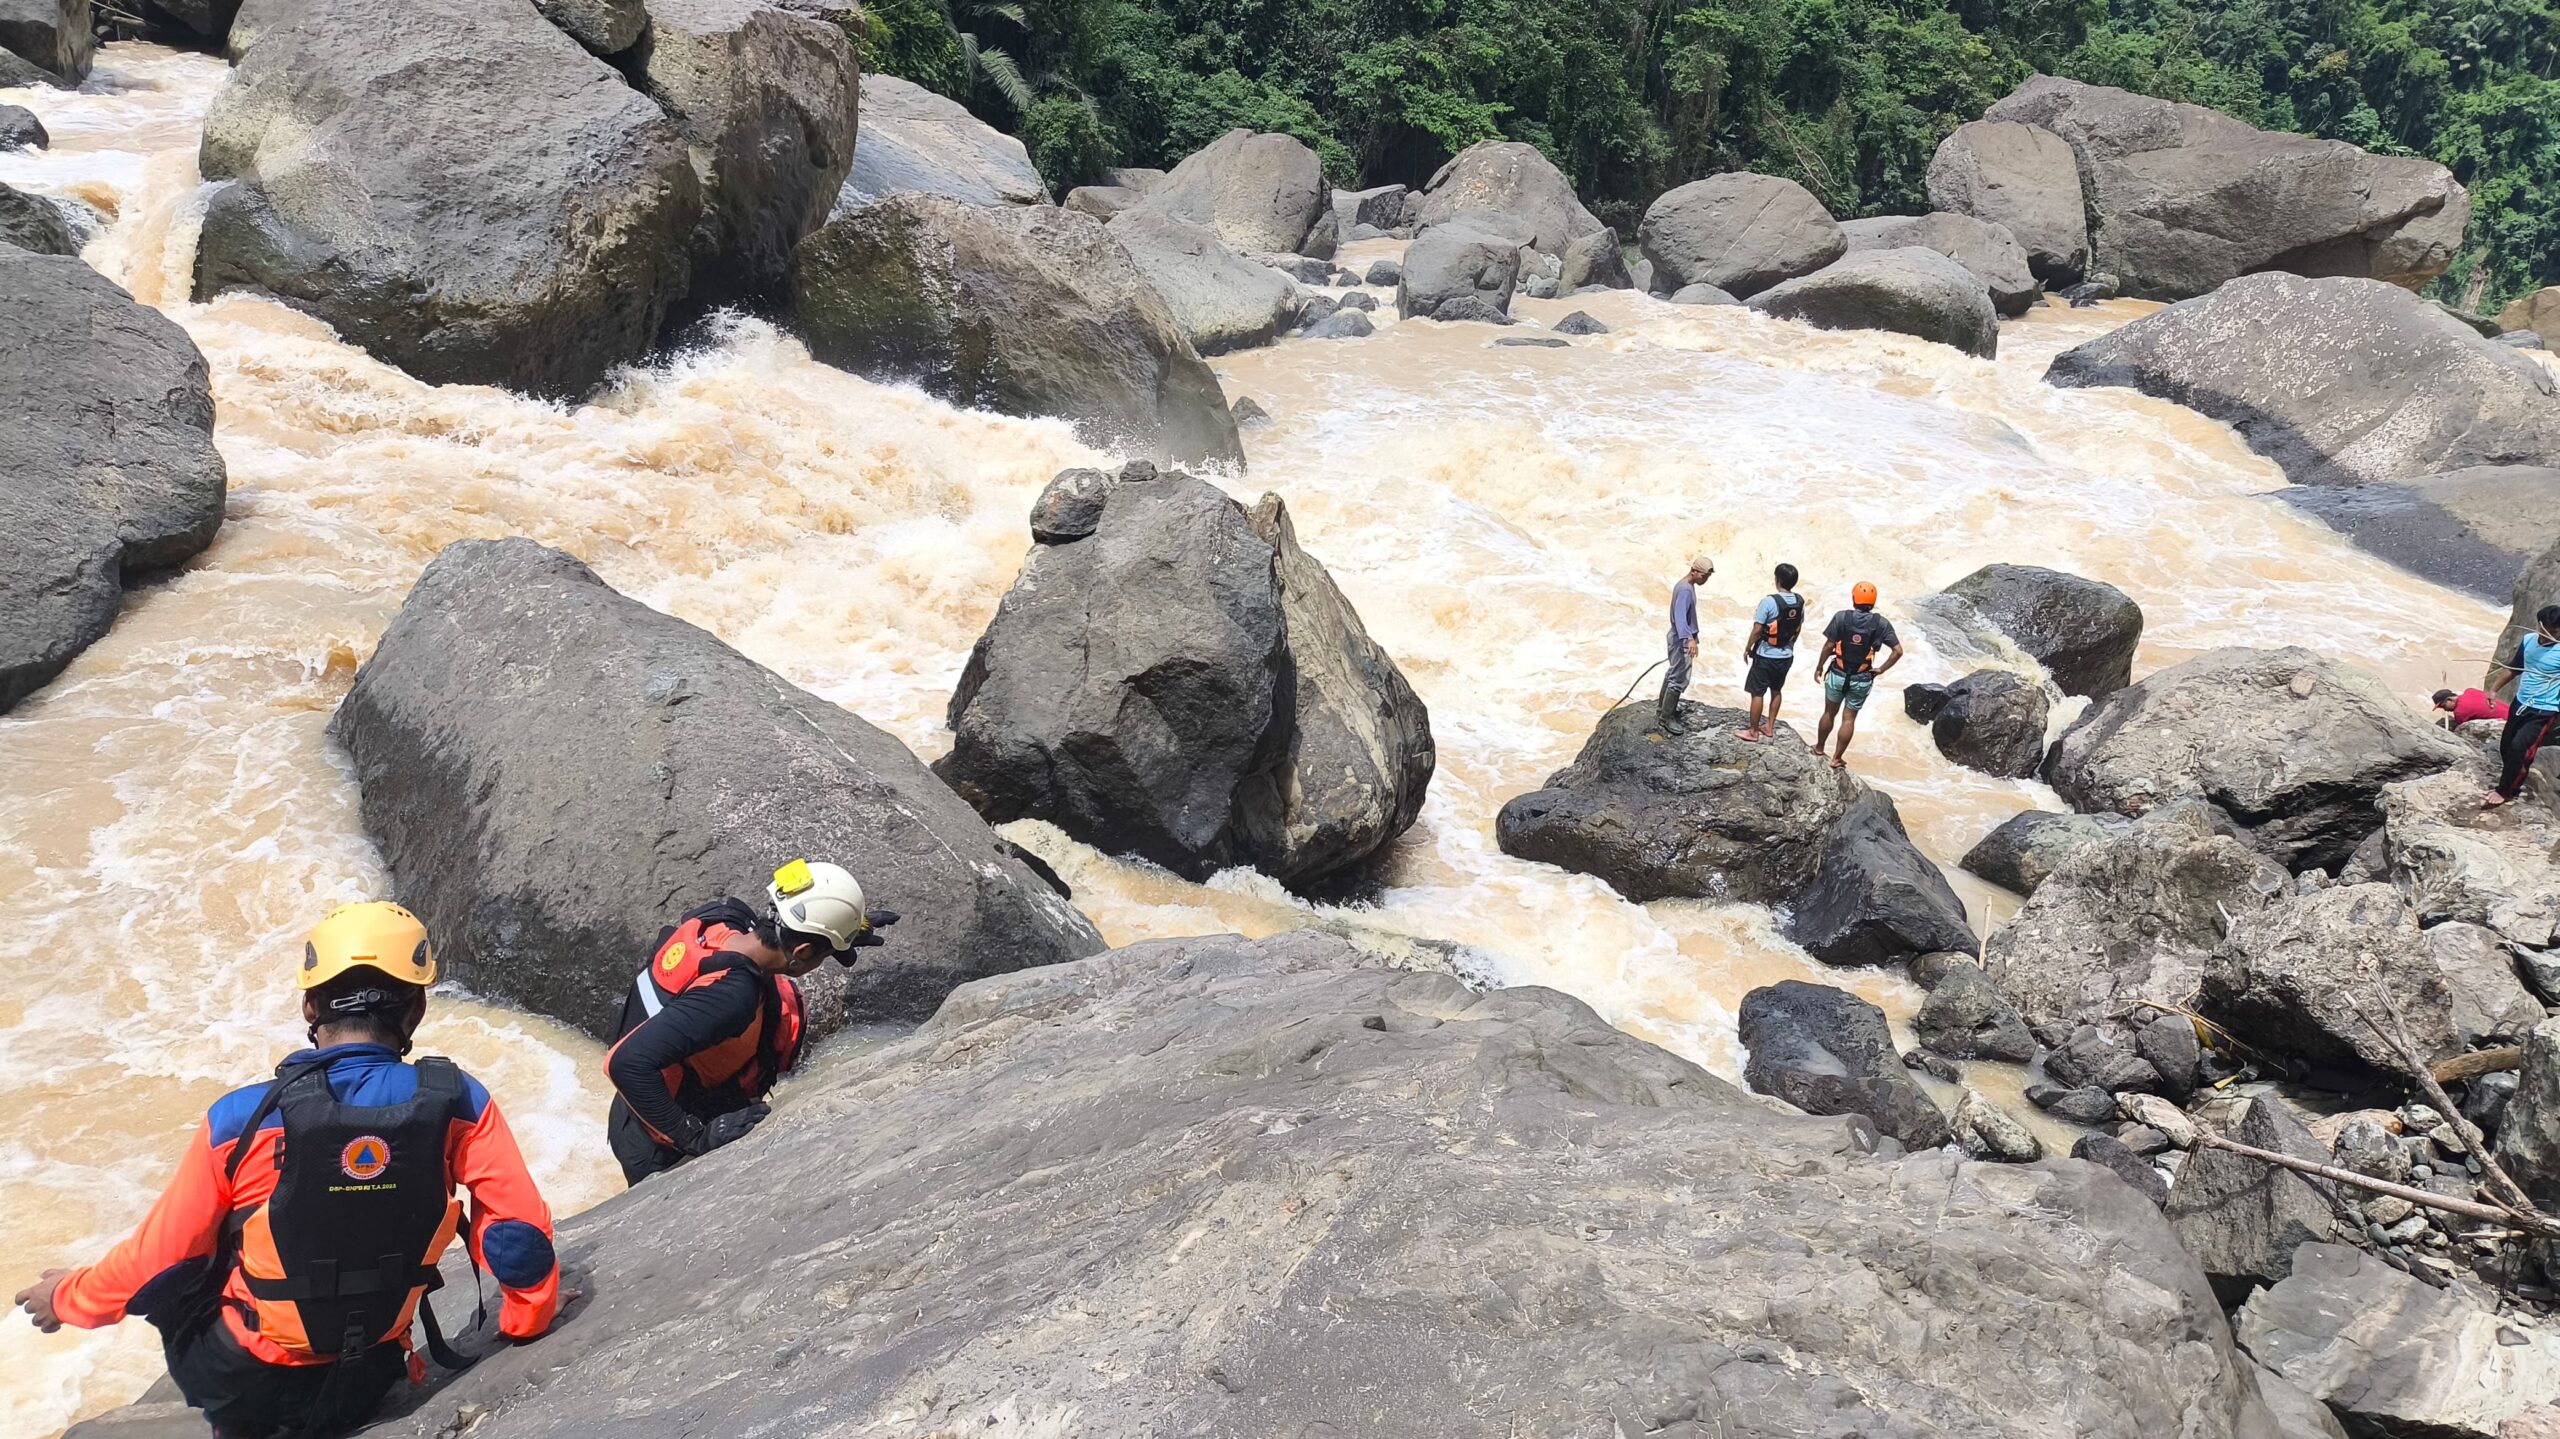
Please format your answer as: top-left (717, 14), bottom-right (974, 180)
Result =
top-left (406, 1055), bottom-right (487, 1366)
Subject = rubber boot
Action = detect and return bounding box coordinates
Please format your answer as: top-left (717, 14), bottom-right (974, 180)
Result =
top-left (1655, 684), bottom-right (1685, 734)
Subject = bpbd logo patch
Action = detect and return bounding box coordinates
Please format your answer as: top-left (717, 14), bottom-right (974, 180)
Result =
top-left (340, 1135), bottom-right (392, 1181)
top-left (660, 941), bottom-right (686, 974)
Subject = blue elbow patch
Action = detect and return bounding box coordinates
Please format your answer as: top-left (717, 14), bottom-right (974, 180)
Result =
top-left (480, 1220), bottom-right (555, 1289)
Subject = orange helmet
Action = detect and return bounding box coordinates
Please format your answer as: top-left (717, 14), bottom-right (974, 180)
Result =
top-left (1851, 581), bottom-right (1878, 606)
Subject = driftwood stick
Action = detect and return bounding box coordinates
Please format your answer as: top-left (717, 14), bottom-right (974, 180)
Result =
top-left (2189, 1131), bottom-right (2560, 1235)
top-left (2356, 985), bottom-right (2543, 1220)
top-left (2434, 1047), bottom-right (2524, 1084)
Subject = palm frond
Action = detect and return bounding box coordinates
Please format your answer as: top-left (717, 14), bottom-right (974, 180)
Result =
top-left (976, 44), bottom-right (1035, 111)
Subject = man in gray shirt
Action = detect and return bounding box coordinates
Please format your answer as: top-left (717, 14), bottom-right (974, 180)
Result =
top-left (1657, 557), bottom-right (1712, 734)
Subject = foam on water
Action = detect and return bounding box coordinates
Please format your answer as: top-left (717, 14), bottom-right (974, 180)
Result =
top-left (0, 44), bottom-right (2508, 1433)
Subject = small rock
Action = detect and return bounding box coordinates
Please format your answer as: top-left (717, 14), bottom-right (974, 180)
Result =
top-left (0, 104), bottom-right (44, 151)
top-left (2029, 1083), bottom-right (2119, 1125)
top-left (2383, 1214), bottom-right (2430, 1244)
top-left (1904, 683), bottom-right (1952, 723)
top-left (1914, 963), bottom-right (2037, 1062)
top-left (1302, 310), bottom-right (1374, 340)
top-left (1293, 292), bottom-right (1341, 328)
top-left (2521, 951), bottom-right (2560, 1005)
top-left (2117, 1124), bottom-right (2170, 1155)
top-left (1362, 259), bottom-right (1401, 286)
top-left (1669, 282), bottom-right (1740, 306)
top-left (2335, 1116), bottom-right (2412, 1182)
top-left (2135, 1013), bottom-right (2204, 1095)
top-left (1230, 396), bottom-right (1272, 429)
top-left (1902, 1048), bottom-right (1961, 1082)
top-left (1027, 467), bottom-right (1112, 543)
top-left (1954, 1089), bottom-right (2043, 1162)
top-left (1553, 310), bottom-right (1609, 335)
top-left (2468, 1072), bottom-right (2521, 1138)
top-left (1907, 951), bottom-right (1978, 990)
top-left (2119, 1092), bottom-right (2198, 1148)
top-left (1337, 290), bottom-right (1378, 312)
top-left (2073, 1133), bottom-right (2169, 1204)
top-left (1493, 336), bottom-right (1569, 348)
top-left (1428, 294), bottom-right (1517, 325)
top-left (2045, 1025), bottom-right (2163, 1094)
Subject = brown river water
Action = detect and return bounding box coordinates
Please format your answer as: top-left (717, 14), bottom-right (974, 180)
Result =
top-left (0, 45), bottom-right (2508, 1432)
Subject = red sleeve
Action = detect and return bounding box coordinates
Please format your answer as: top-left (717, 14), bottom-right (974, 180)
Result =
top-left (53, 1120), bottom-right (229, 1328)
top-left (449, 1101), bottom-right (560, 1340)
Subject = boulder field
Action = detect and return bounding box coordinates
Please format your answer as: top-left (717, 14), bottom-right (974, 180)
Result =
top-left (331, 538), bottom-right (1104, 1039)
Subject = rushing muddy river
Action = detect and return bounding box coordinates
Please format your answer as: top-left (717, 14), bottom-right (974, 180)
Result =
top-left (0, 44), bottom-right (2508, 1433)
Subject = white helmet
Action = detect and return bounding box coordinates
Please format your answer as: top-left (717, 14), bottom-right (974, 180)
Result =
top-left (767, 859), bottom-right (867, 952)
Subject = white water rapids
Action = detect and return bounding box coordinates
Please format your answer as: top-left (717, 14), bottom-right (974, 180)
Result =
top-left (0, 45), bottom-right (2507, 1434)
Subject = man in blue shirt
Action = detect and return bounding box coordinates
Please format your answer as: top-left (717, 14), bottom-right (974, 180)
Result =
top-left (1735, 563), bottom-right (1805, 742)
top-left (1657, 557), bottom-right (1712, 734)
top-left (2487, 603), bottom-right (2560, 807)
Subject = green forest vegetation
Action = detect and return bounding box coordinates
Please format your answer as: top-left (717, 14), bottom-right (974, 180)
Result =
top-left (845, 0), bottom-right (2560, 308)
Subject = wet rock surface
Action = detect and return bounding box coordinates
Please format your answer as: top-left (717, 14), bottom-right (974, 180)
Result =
top-left (1746, 246), bottom-right (2000, 358)
top-left (1783, 788), bottom-right (1981, 966)
top-left (1961, 809), bottom-right (2132, 896)
top-left (1837, 211), bottom-right (2041, 316)
top-left (1923, 668), bottom-right (2049, 778)
top-left (1939, 562), bottom-right (2145, 698)
top-left (1638, 172), bottom-right (1844, 299)
top-left (1107, 210), bottom-right (1298, 355)
top-left (1738, 980), bottom-right (1951, 1147)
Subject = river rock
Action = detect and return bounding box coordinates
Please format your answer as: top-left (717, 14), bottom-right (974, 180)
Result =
top-left (2424, 920), bottom-right (2546, 1046)
top-left (1954, 1088), bottom-right (2042, 1162)
top-left (1302, 308), bottom-right (1372, 339)
top-left (333, 538), bottom-right (1101, 1039)
top-left (1670, 281), bottom-right (1740, 305)
top-left (2045, 646), bottom-right (2468, 873)
top-left (2137, 1012), bottom-right (2205, 1094)
top-left (1062, 183), bottom-right (1141, 219)
top-left (2047, 273), bottom-right (2560, 487)
top-left (536, 0), bottom-right (645, 51)
top-left (1784, 788), bottom-right (1981, 966)
top-left (1557, 224), bottom-right (1631, 291)
top-left (2045, 1024), bottom-right (2165, 1094)
top-left (0, 103), bottom-right (44, 150)
top-left (2496, 1018), bottom-right (2560, 1210)
top-left (2033, 1083), bottom-right (2120, 1124)
top-left (1330, 182), bottom-right (1404, 233)
top-left (792, 194), bottom-right (1241, 467)
top-left (1914, 962), bottom-right (2037, 1062)
top-left (1747, 246), bottom-right (1999, 358)
top-left (1396, 221), bottom-right (1519, 320)
top-left (2073, 1134), bottom-right (2170, 1205)
top-left (327, 930), bottom-right (2309, 1439)
top-left (195, 0), bottom-right (700, 396)
top-left (1107, 210), bottom-right (1297, 355)
top-left (1924, 668), bottom-right (2048, 778)
top-left (1926, 118), bottom-right (2090, 282)
top-left (1984, 804), bottom-right (2290, 1041)
top-left (1985, 74), bottom-right (2467, 301)
top-left (2380, 766), bottom-right (2560, 948)
top-left (1838, 211), bottom-right (2041, 316)
top-left (221, 0), bottom-right (303, 55)
top-left (1495, 703), bottom-right (1856, 904)
top-left (0, 181), bottom-right (76, 255)
top-left (1638, 172), bottom-right (1844, 300)
top-left (938, 470), bottom-right (1431, 887)
top-left (0, 0), bottom-right (92, 85)
top-left (1961, 809), bottom-right (2131, 896)
top-left (2202, 883), bottom-right (2464, 1078)
top-left (2241, 1242), bottom-right (2560, 1437)
top-left (1740, 980), bottom-right (1951, 1148)
top-left (1409, 140), bottom-right (1602, 256)
top-left (1553, 310), bottom-right (1608, 336)
top-left (1940, 563), bottom-right (2145, 697)
top-left (2502, 287), bottom-right (2560, 349)
top-left (2163, 1096), bottom-right (2338, 1303)
top-left (838, 72), bottom-right (1043, 210)
top-left (1, 250), bottom-right (227, 716)
top-left (1127, 128), bottom-right (1323, 255)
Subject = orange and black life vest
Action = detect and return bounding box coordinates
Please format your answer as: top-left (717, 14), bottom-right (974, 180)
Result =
top-left (624, 902), bottom-right (804, 1107)
top-left (223, 1053), bottom-right (466, 1362)
top-left (1759, 593), bottom-right (1806, 651)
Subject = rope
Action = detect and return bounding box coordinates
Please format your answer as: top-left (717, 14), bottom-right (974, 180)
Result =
top-left (1611, 660), bottom-right (1666, 712)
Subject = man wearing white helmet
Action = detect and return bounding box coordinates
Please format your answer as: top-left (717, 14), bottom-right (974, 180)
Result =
top-left (603, 860), bottom-right (897, 1185)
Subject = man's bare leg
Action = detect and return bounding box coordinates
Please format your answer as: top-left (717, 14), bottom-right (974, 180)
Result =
top-left (1830, 709), bottom-right (1859, 769)
top-left (1736, 692), bottom-right (1766, 741)
top-left (1815, 699), bottom-right (1840, 753)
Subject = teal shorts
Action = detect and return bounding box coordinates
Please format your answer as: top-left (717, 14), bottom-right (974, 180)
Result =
top-left (1824, 670), bottom-right (1876, 711)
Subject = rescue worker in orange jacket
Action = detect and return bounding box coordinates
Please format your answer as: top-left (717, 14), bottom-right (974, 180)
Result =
top-left (12, 902), bottom-right (561, 1439)
top-left (605, 859), bottom-right (896, 1186)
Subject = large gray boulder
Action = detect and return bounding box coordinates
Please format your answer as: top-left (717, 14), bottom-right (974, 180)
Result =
top-left (1557, 224), bottom-right (1632, 291)
top-left (222, 0), bottom-right (306, 57)
top-left (1784, 788), bottom-right (1980, 966)
top-left (0, 180), bottom-right (76, 255)
top-left (637, 0), bottom-right (859, 307)
top-left (2163, 1098), bottom-right (2338, 1304)
top-left (1330, 182), bottom-right (1405, 233)
top-left (791, 195), bottom-right (1243, 467)
top-left (1926, 119), bottom-right (2090, 283)
top-left (1396, 221), bottom-right (1519, 320)
top-left (1740, 980), bottom-right (1951, 1148)
top-left (1106, 210), bottom-right (1296, 355)
top-left (342, 931), bottom-right (2302, 1439)
top-left (2047, 274), bottom-right (2560, 487)
top-left (1838, 212), bottom-right (2041, 316)
top-left (2240, 1243), bottom-right (2560, 1437)
top-left (1983, 804), bottom-right (2291, 1041)
top-left (1960, 809), bottom-right (2131, 896)
top-left (837, 72), bottom-right (1045, 210)
top-left (1495, 703), bottom-right (1857, 904)
top-left (1923, 668), bottom-right (2049, 778)
top-left (0, 0), bottom-right (92, 86)
top-left (194, 0), bottom-right (701, 396)
top-left (0, 103), bottom-right (43, 150)
top-left (1, 250), bottom-right (227, 715)
top-left (1986, 74), bottom-right (2468, 300)
top-left (1061, 183), bottom-right (1142, 220)
top-left (2380, 766), bottom-right (2560, 948)
top-left (2279, 463), bottom-right (2560, 602)
top-left (1747, 247), bottom-right (1999, 358)
top-left (937, 468), bottom-right (1432, 887)
top-left (1915, 962), bottom-right (2038, 1062)
top-left (536, 0), bottom-right (647, 53)
top-left (1410, 140), bottom-right (1603, 256)
top-left (1940, 563), bottom-right (2145, 698)
top-left (1638, 172), bottom-right (1844, 300)
top-left (331, 538), bottom-right (1105, 1040)
top-left (2045, 647), bottom-right (2469, 873)
top-left (1127, 128), bottom-right (1324, 255)
top-left (2497, 1018), bottom-right (2560, 1211)
top-left (2201, 883), bottom-right (2464, 1077)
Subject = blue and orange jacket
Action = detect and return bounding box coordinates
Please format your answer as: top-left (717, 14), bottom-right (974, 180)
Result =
top-left (52, 1043), bottom-right (560, 1365)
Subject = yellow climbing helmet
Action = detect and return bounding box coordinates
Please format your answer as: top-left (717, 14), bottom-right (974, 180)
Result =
top-left (299, 901), bottom-right (437, 990)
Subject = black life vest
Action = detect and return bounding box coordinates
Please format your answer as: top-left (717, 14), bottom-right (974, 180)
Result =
top-left (1833, 612), bottom-right (1886, 676)
top-left (1760, 593), bottom-right (1805, 651)
top-left (230, 1054), bottom-right (467, 1360)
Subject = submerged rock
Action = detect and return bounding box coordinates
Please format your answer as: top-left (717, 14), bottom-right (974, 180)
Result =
top-left (1638, 172), bottom-right (1844, 300)
top-left (838, 72), bottom-right (1046, 210)
top-left (792, 195), bottom-right (1242, 467)
top-left (0, 250), bottom-right (227, 715)
top-left (1740, 980), bottom-right (1951, 1148)
top-left (938, 468), bottom-right (1432, 887)
top-left (1961, 809), bottom-right (2132, 896)
top-left (1126, 128), bottom-right (1324, 255)
top-left (1939, 562), bottom-right (2144, 698)
top-left (0, 103), bottom-right (44, 150)
top-left (1926, 119), bottom-right (2089, 283)
top-left (332, 538), bottom-right (1104, 1039)
top-left (1747, 247), bottom-right (2000, 358)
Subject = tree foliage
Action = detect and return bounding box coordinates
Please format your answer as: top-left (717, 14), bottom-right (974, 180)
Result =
top-left (858, 0), bottom-right (2560, 306)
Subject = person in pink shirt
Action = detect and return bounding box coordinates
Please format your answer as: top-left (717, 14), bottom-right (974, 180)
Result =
top-left (2435, 687), bottom-right (2512, 728)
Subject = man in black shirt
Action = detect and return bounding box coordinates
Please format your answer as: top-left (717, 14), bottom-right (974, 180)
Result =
top-left (1812, 581), bottom-right (1902, 770)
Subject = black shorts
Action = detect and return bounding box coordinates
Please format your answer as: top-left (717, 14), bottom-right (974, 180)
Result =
top-left (162, 1317), bottom-right (408, 1439)
top-left (1745, 653), bottom-right (1793, 696)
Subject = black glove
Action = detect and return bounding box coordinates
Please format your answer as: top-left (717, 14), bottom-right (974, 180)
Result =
top-left (687, 1102), bottom-right (770, 1156)
top-left (847, 909), bottom-right (901, 951)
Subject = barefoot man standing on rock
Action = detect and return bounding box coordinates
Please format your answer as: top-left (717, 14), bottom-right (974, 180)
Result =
top-left (1656, 556), bottom-right (1713, 735)
top-left (1813, 581), bottom-right (1902, 770)
top-left (1736, 562), bottom-right (1805, 742)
